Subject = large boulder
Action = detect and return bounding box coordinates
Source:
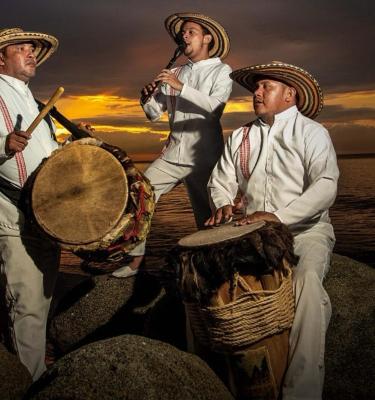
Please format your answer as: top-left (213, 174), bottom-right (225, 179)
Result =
top-left (0, 342), bottom-right (32, 399)
top-left (324, 254), bottom-right (375, 400)
top-left (27, 335), bottom-right (234, 400)
top-left (49, 272), bottom-right (161, 354)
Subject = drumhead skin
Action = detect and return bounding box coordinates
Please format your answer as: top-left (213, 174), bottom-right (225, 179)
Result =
top-left (178, 221), bottom-right (266, 248)
top-left (32, 141), bottom-right (128, 244)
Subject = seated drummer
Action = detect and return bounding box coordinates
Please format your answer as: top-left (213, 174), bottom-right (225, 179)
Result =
top-left (205, 61), bottom-right (339, 400)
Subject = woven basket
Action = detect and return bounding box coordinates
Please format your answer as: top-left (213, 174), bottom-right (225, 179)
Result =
top-left (185, 268), bottom-right (295, 353)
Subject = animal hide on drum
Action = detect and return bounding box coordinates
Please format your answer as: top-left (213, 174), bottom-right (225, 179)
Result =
top-left (165, 222), bottom-right (298, 306)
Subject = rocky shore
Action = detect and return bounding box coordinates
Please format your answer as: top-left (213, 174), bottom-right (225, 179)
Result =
top-left (0, 253), bottom-right (374, 399)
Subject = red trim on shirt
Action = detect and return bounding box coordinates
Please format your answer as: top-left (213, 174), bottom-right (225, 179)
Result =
top-left (240, 125), bottom-right (251, 180)
top-left (0, 95), bottom-right (28, 186)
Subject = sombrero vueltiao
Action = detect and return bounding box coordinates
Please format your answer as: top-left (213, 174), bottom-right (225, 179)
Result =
top-left (0, 28), bottom-right (58, 66)
top-left (164, 13), bottom-right (230, 59)
top-left (230, 61), bottom-right (323, 119)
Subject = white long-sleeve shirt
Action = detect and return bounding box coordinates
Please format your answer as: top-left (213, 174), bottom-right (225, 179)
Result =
top-left (208, 105), bottom-right (339, 233)
top-left (0, 74), bottom-right (58, 190)
top-left (143, 57), bottom-right (232, 167)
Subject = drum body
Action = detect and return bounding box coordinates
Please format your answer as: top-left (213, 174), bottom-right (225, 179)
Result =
top-left (30, 138), bottom-right (155, 261)
top-left (170, 222), bottom-right (297, 400)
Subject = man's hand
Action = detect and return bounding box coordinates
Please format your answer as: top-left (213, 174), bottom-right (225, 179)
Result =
top-left (77, 122), bottom-right (95, 136)
top-left (205, 205), bottom-right (233, 226)
top-left (141, 81), bottom-right (158, 98)
top-left (155, 69), bottom-right (183, 91)
top-left (235, 211), bottom-right (280, 225)
top-left (5, 130), bottom-right (31, 155)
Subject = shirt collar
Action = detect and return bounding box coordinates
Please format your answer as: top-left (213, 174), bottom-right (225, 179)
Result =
top-left (187, 57), bottom-right (221, 69)
top-left (0, 74), bottom-right (30, 96)
top-left (258, 105), bottom-right (299, 126)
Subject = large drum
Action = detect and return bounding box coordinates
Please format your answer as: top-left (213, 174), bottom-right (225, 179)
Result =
top-left (29, 138), bottom-right (155, 263)
top-left (168, 221), bottom-right (297, 400)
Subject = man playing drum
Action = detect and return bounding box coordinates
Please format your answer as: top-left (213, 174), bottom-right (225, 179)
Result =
top-left (112, 13), bottom-right (233, 277)
top-left (0, 27), bottom-right (62, 381)
top-left (205, 61), bottom-right (339, 400)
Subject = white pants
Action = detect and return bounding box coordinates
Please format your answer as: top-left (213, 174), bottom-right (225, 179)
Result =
top-left (0, 196), bottom-right (60, 381)
top-left (282, 223), bottom-right (335, 400)
top-left (130, 158), bottom-right (213, 256)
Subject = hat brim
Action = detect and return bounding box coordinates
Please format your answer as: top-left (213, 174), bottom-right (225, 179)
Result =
top-left (230, 62), bottom-right (323, 119)
top-left (164, 13), bottom-right (230, 59)
top-left (0, 31), bottom-right (58, 66)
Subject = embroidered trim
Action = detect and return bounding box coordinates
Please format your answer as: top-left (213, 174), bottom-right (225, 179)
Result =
top-left (239, 125), bottom-right (251, 180)
top-left (0, 96), bottom-right (28, 186)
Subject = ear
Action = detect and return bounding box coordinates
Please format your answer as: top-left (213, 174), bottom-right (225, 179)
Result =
top-left (203, 34), bottom-right (213, 45)
top-left (0, 52), bottom-right (5, 67)
top-left (285, 86), bottom-right (297, 102)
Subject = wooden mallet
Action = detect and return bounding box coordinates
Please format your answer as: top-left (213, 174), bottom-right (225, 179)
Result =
top-left (26, 86), bottom-right (64, 135)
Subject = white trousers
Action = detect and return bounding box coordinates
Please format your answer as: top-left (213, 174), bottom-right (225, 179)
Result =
top-left (0, 197), bottom-right (60, 381)
top-left (282, 223), bottom-right (335, 400)
top-left (130, 158), bottom-right (213, 256)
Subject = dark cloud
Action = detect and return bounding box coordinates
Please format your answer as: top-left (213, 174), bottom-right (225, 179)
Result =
top-left (3, 0), bottom-right (374, 97)
top-left (318, 105), bottom-right (375, 123)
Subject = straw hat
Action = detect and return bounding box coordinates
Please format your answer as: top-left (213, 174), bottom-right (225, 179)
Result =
top-left (0, 28), bottom-right (58, 66)
top-left (164, 13), bottom-right (230, 59)
top-left (230, 61), bottom-right (323, 119)
top-left (178, 221), bottom-right (266, 248)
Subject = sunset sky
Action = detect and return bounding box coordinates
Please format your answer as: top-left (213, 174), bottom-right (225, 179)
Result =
top-left (3, 0), bottom-right (375, 158)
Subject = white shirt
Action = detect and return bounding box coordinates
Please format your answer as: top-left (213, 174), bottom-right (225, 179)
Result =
top-left (0, 74), bottom-right (58, 188)
top-left (143, 57), bottom-right (232, 167)
top-left (208, 106), bottom-right (339, 232)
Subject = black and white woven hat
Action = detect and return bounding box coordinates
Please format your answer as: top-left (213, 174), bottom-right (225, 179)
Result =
top-left (0, 27), bottom-right (58, 66)
top-left (164, 13), bottom-right (230, 59)
top-left (230, 61), bottom-right (324, 119)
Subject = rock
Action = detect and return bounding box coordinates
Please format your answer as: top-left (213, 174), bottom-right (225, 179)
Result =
top-left (49, 272), bottom-right (162, 354)
top-left (324, 254), bottom-right (375, 400)
top-left (0, 342), bottom-right (32, 399)
top-left (27, 335), bottom-right (234, 400)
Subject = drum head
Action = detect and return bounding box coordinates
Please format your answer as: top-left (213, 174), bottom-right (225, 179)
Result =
top-left (32, 142), bottom-right (128, 244)
top-left (178, 221), bottom-right (266, 248)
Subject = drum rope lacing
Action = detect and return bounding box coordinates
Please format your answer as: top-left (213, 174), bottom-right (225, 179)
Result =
top-left (184, 267), bottom-right (295, 352)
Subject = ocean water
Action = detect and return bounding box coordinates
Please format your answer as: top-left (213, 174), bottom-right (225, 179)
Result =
top-left (139, 157), bottom-right (375, 267)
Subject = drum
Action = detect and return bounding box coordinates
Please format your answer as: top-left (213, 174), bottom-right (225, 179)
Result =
top-left (29, 138), bottom-right (155, 262)
top-left (168, 221), bottom-right (297, 400)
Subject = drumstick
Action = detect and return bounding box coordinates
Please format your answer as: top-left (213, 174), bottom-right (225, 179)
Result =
top-left (26, 87), bottom-right (65, 135)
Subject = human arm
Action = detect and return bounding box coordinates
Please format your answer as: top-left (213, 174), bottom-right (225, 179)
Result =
top-left (208, 133), bottom-right (240, 214)
top-left (179, 64), bottom-right (233, 113)
top-left (274, 126), bottom-right (339, 226)
top-left (140, 78), bottom-right (168, 122)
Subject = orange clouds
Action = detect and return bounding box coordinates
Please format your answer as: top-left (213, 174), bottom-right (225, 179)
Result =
top-left (52, 90), bottom-right (375, 151)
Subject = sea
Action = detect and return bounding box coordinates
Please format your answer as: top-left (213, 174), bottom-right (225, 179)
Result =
top-left (137, 156), bottom-right (375, 268)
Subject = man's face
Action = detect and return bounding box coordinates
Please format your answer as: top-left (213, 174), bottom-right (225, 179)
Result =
top-left (180, 21), bottom-right (211, 61)
top-left (0, 42), bottom-right (37, 82)
top-left (252, 78), bottom-right (295, 121)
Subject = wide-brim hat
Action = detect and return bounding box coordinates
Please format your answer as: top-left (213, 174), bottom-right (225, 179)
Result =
top-left (0, 28), bottom-right (58, 66)
top-left (164, 13), bottom-right (230, 59)
top-left (230, 61), bottom-right (323, 119)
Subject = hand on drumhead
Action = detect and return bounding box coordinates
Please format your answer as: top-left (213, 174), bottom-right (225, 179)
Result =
top-left (235, 211), bottom-right (281, 226)
top-left (5, 130), bottom-right (31, 156)
top-left (204, 205), bottom-right (233, 226)
top-left (77, 122), bottom-right (95, 136)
